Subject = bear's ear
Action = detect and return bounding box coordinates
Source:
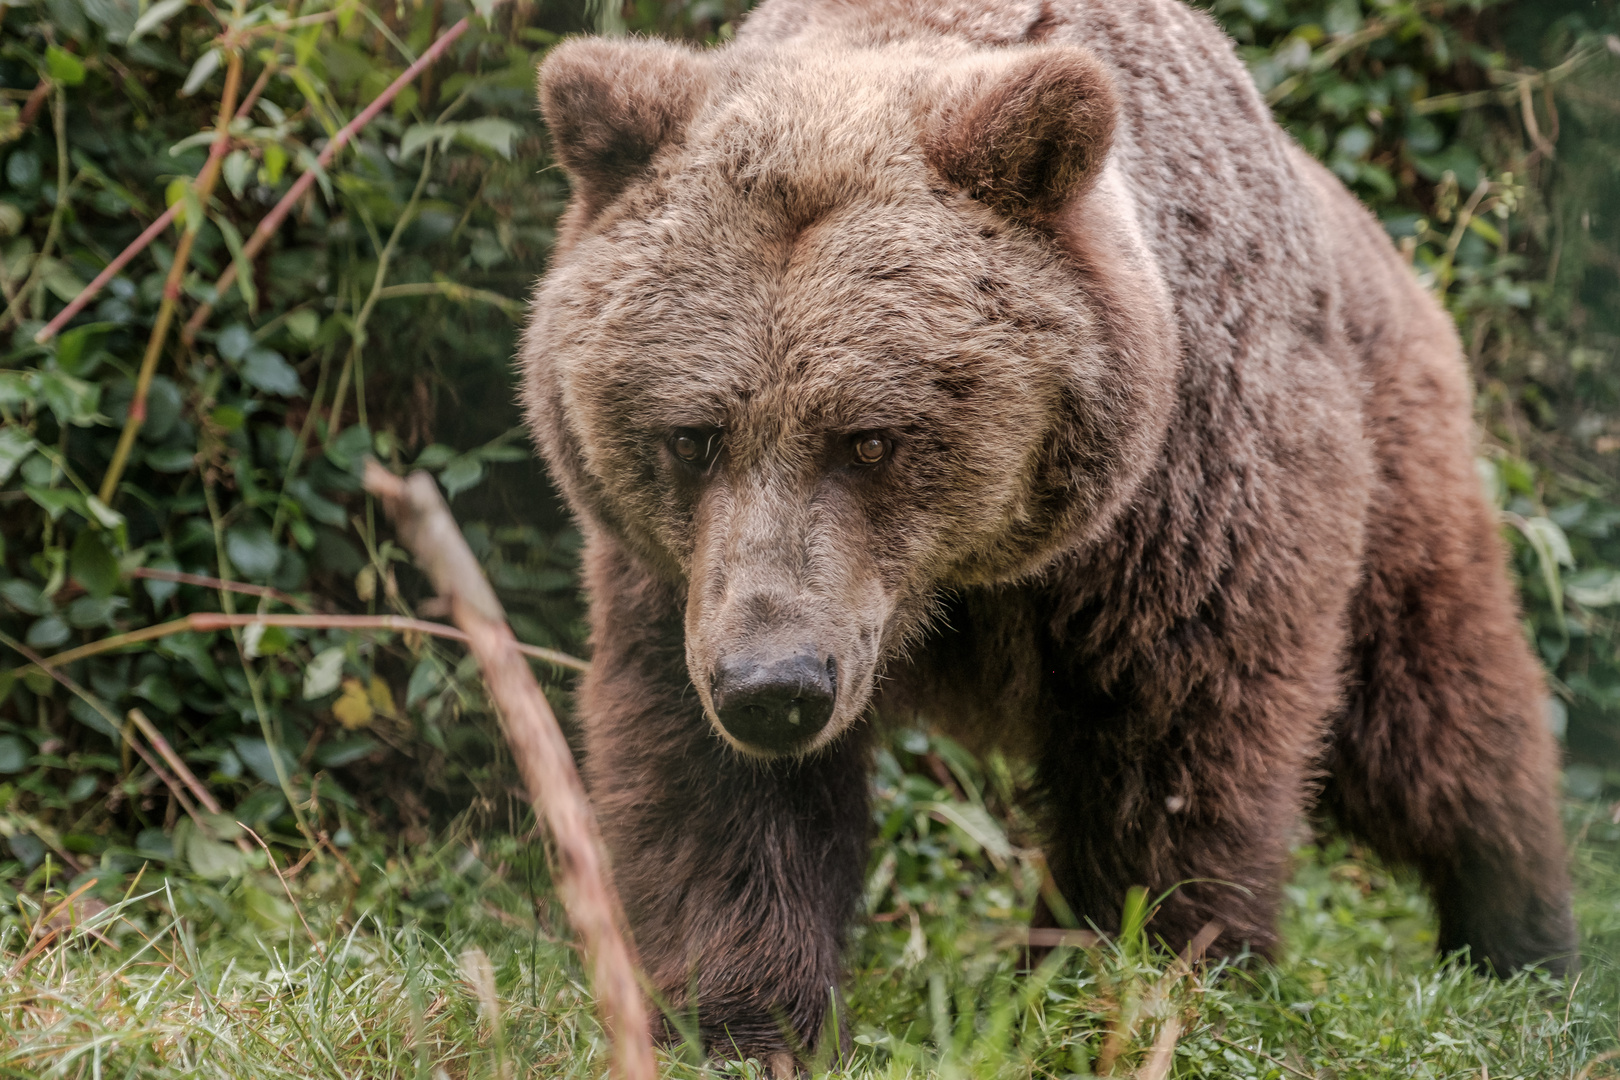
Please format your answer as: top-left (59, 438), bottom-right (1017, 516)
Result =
top-left (538, 37), bottom-right (712, 216)
top-left (925, 45), bottom-right (1118, 226)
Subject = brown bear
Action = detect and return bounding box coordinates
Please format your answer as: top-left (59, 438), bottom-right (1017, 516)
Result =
top-left (521, 0), bottom-right (1577, 1067)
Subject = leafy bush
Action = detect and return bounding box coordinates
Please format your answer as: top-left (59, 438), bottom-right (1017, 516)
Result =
top-left (0, 0), bottom-right (1616, 909)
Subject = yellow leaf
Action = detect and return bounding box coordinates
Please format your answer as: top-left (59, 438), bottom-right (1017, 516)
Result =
top-left (332, 677), bottom-right (374, 730)
top-left (368, 675), bottom-right (397, 718)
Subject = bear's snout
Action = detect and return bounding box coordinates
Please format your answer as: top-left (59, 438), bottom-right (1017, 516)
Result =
top-left (711, 649), bottom-right (836, 754)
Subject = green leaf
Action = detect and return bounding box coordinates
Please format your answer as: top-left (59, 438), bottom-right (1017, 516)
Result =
top-left (45, 46), bottom-right (87, 87)
top-left (240, 348), bottom-right (300, 396)
top-left (186, 830), bottom-right (246, 880)
top-left (214, 216), bottom-right (258, 314)
top-left (437, 456), bottom-right (484, 499)
top-left (145, 446), bottom-right (196, 472)
top-left (400, 123), bottom-right (454, 161)
top-left (455, 118), bottom-right (522, 160)
top-left (66, 594), bottom-right (119, 627)
top-left (83, 496), bottom-right (124, 530)
top-left (315, 735), bottom-right (378, 768)
top-left (130, 0), bottom-right (188, 42)
top-left (26, 485), bottom-right (87, 522)
top-left (406, 655), bottom-right (441, 708)
top-left (0, 580), bottom-right (45, 616)
top-left (0, 426), bottom-right (37, 483)
top-left (0, 736), bottom-right (28, 774)
top-left (216, 323), bottom-right (254, 363)
top-left (231, 736), bottom-right (297, 785)
top-left (37, 371), bottom-right (101, 427)
top-left (325, 424), bottom-right (372, 473)
top-left (303, 646), bottom-right (345, 700)
top-left (225, 522), bottom-right (279, 580)
top-left (180, 47), bottom-right (221, 97)
top-left (1567, 569), bottom-right (1620, 609)
top-left (70, 529), bottom-right (120, 598)
top-left (413, 444), bottom-right (456, 469)
top-left (285, 309), bottom-right (320, 343)
top-left (54, 322), bottom-right (115, 375)
top-left (221, 148), bottom-right (253, 200)
top-left (132, 672), bottom-right (180, 714)
top-left (25, 614), bottom-right (71, 650)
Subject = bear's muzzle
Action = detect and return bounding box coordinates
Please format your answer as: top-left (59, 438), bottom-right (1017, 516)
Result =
top-left (711, 649), bottom-right (837, 754)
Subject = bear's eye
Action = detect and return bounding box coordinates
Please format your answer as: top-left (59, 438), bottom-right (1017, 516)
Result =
top-left (852, 434), bottom-right (889, 466)
top-left (670, 427), bottom-right (721, 469)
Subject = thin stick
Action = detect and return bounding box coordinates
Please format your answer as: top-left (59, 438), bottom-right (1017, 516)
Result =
top-left (240, 823), bottom-right (322, 950)
top-left (26, 612), bottom-right (589, 674)
top-left (372, 281), bottom-right (525, 316)
top-left (129, 566), bottom-right (313, 611)
top-left (181, 16), bottom-right (473, 345)
top-left (0, 89), bottom-right (72, 334)
top-left (126, 708), bottom-right (222, 815)
top-left (96, 49), bottom-right (244, 504)
top-left (364, 463), bottom-right (653, 1080)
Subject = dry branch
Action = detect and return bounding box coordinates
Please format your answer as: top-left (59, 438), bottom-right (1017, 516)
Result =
top-left (362, 461), bottom-right (652, 1080)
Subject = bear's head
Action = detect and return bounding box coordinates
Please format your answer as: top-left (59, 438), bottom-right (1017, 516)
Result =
top-left (522, 34), bottom-right (1177, 758)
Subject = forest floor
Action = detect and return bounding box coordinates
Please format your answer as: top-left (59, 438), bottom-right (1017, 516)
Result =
top-left (2, 783), bottom-right (1617, 1079)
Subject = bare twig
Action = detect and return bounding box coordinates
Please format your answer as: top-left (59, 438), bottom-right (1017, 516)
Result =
top-left (1414, 45), bottom-right (1603, 115)
top-left (363, 462), bottom-right (653, 1080)
top-left (25, 611), bottom-right (588, 674)
top-left (240, 823), bottom-right (322, 950)
top-left (0, 88), bottom-right (72, 334)
top-left (181, 16), bottom-right (474, 345)
top-left (129, 566), bottom-right (313, 611)
top-left (373, 281), bottom-right (525, 316)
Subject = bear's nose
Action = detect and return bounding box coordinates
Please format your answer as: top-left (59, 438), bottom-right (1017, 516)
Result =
top-left (711, 651), bottom-right (836, 753)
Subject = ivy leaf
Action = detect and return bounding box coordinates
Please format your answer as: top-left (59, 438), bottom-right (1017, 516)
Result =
top-left (231, 736), bottom-right (297, 786)
top-left (455, 118), bottom-right (522, 160)
top-left (437, 456), bottom-right (484, 499)
top-left (216, 323), bottom-right (254, 363)
top-left (70, 529), bottom-right (120, 598)
top-left (45, 46), bottom-right (87, 87)
top-left (26, 614), bottom-right (70, 650)
top-left (240, 348), bottom-right (300, 396)
top-left (0, 736), bottom-right (27, 774)
top-left (0, 426), bottom-right (37, 483)
top-left (225, 522), bottom-right (280, 580)
top-left (186, 830), bottom-right (246, 880)
top-left (303, 646), bottom-right (345, 700)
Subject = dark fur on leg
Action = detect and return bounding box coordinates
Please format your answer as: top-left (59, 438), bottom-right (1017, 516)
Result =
top-left (578, 533), bottom-right (872, 1064)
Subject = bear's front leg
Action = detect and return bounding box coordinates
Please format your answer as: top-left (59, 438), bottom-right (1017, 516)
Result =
top-left (576, 535), bottom-right (872, 1070)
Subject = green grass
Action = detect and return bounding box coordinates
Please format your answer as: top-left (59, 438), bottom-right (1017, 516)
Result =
top-left (3, 746), bottom-right (1618, 1079)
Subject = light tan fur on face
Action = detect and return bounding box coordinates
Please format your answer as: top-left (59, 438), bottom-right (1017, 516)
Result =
top-left (525, 39), bottom-right (1175, 755)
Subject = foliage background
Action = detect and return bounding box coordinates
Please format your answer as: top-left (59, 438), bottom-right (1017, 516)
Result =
top-left (0, 0), bottom-right (1617, 1033)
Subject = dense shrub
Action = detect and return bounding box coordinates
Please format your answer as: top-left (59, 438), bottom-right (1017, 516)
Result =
top-left (0, 0), bottom-right (1614, 904)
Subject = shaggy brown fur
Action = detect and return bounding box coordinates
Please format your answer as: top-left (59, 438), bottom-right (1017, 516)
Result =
top-left (521, 0), bottom-right (1576, 1067)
